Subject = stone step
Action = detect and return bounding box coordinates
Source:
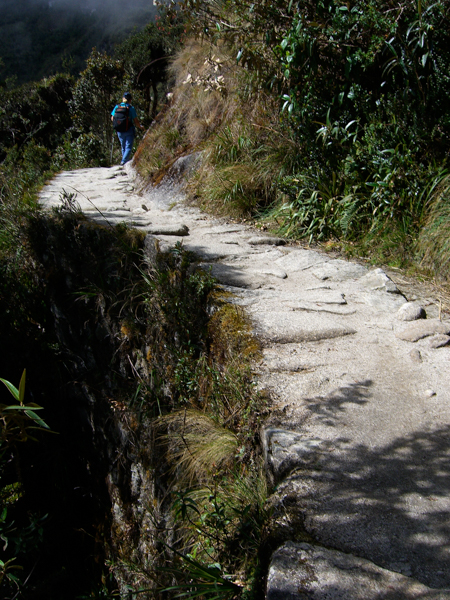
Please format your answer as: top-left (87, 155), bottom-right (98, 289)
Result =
top-left (267, 542), bottom-right (450, 600)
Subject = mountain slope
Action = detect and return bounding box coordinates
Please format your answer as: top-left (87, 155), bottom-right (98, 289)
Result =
top-left (0, 0), bottom-right (156, 84)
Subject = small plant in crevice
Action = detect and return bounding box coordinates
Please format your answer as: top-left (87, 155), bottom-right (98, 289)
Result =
top-left (0, 370), bottom-right (51, 447)
top-left (160, 545), bottom-right (243, 600)
top-left (159, 455), bottom-right (268, 600)
top-left (0, 370), bottom-right (51, 599)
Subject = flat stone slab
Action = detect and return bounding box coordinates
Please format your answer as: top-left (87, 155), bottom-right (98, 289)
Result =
top-left (146, 224), bottom-right (189, 236)
top-left (396, 319), bottom-right (450, 342)
top-left (296, 290), bottom-right (347, 305)
top-left (360, 268), bottom-right (400, 293)
top-left (267, 542), bottom-right (449, 600)
top-left (252, 266), bottom-right (288, 279)
top-left (282, 290), bottom-right (354, 315)
top-left (253, 311), bottom-right (356, 344)
top-left (289, 303), bottom-right (356, 315)
top-left (206, 263), bottom-right (267, 289)
top-left (274, 447), bottom-right (450, 589)
top-left (274, 249), bottom-right (329, 272)
top-left (361, 290), bottom-right (407, 312)
top-left (311, 259), bottom-right (368, 281)
top-left (263, 429), bottom-right (327, 481)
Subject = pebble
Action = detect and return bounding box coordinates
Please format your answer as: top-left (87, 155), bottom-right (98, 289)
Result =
top-left (397, 302), bottom-right (427, 322)
top-left (410, 349), bottom-right (422, 363)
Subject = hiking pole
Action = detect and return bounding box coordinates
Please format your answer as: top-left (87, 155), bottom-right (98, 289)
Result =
top-left (110, 130), bottom-right (114, 165)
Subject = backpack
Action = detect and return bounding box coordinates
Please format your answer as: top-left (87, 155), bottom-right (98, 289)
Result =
top-left (112, 104), bottom-right (131, 132)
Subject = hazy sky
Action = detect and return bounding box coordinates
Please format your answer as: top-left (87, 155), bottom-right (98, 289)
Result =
top-left (1, 0), bottom-right (157, 83)
top-left (46, 0), bottom-right (153, 9)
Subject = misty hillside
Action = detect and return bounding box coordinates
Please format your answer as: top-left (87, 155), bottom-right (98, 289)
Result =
top-left (0, 0), bottom-right (157, 84)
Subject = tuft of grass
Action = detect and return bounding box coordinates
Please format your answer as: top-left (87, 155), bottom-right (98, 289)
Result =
top-left (160, 409), bottom-right (239, 487)
top-left (150, 289), bottom-right (268, 599)
top-left (417, 174), bottom-right (450, 281)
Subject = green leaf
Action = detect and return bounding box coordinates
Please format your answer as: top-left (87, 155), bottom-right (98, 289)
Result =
top-left (1, 405), bottom-right (44, 411)
top-left (18, 370), bottom-right (26, 405)
top-left (0, 379), bottom-right (19, 402)
top-left (24, 410), bottom-right (50, 429)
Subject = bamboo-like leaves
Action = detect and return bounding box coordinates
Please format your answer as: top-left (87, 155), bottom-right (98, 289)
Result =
top-left (1, 370), bottom-right (51, 447)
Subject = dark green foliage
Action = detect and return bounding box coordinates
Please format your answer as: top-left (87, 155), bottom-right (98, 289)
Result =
top-left (0, 201), bottom-right (241, 596)
top-left (0, 371), bottom-right (51, 598)
top-left (69, 50), bottom-right (125, 158)
top-left (269, 0), bottom-right (450, 241)
top-left (0, 73), bottom-right (74, 160)
top-left (0, 5), bottom-right (185, 170)
top-left (0, 0), bottom-right (157, 85)
top-left (137, 243), bottom-right (217, 412)
top-left (0, 206), bottom-right (149, 598)
top-left (115, 22), bottom-right (171, 119)
top-left (179, 0), bottom-right (450, 272)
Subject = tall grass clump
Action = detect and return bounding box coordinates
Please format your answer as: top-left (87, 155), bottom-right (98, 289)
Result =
top-left (418, 175), bottom-right (450, 281)
top-left (197, 115), bottom-right (299, 217)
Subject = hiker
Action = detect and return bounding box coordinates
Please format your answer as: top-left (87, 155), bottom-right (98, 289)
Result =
top-left (111, 92), bottom-right (144, 165)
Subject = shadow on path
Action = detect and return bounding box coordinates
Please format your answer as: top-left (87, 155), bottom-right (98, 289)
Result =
top-left (287, 416), bottom-right (450, 588)
top-left (303, 380), bottom-right (373, 427)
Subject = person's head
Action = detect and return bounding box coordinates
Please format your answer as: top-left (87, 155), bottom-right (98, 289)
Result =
top-left (123, 92), bottom-right (132, 103)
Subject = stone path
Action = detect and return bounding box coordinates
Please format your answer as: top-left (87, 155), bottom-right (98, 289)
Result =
top-left (40, 162), bottom-right (450, 599)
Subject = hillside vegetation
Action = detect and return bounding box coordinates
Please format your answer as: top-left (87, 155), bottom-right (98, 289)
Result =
top-left (135, 0), bottom-right (450, 280)
top-left (3, 0), bottom-right (450, 277)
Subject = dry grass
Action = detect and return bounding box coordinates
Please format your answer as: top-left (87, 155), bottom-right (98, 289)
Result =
top-left (133, 37), bottom-right (300, 218)
top-left (417, 175), bottom-right (450, 283)
top-left (159, 409), bottom-right (238, 487)
top-left (133, 39), bottom-right (239, 182)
